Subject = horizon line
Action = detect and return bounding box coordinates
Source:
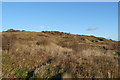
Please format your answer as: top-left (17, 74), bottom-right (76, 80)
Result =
top-left (2, 29), bottom-right (118, 41)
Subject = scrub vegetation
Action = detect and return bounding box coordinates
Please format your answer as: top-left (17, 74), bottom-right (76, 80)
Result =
top-left (2, 29), bottom-right (120, 79)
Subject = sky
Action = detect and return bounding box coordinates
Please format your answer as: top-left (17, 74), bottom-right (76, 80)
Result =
top-left (1, 0), bottom-right (120, 2)
top-left (2, 2), bottom-right (118, 41)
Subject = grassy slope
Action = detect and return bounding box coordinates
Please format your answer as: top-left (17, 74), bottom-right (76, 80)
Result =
top-left (2, 31), bottom-right (120, 78)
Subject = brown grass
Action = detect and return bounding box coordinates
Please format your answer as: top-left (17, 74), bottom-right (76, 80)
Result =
top-left (2, 30), bottom-right (119, 78)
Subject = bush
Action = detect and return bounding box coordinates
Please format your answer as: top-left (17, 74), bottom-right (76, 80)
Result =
top-left (117, 52), bottom-right (120, 55)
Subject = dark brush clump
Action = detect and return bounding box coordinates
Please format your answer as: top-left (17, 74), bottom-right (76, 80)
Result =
top-left (3, 29), bottom-right (26, 32)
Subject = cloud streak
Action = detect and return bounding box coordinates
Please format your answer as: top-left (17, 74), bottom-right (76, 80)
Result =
top-left (87, 27), bottom-right (98, 31)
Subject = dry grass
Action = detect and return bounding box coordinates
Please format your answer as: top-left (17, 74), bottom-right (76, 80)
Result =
top-left (2, 30), bottom-right (119, 78)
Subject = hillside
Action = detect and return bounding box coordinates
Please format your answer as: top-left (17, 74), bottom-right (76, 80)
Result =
top-left (2, 29), bottom-right (120, 79)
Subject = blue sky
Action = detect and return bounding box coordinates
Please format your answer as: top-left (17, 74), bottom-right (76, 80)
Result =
top-left (2, 2), bottom-right (118, 41)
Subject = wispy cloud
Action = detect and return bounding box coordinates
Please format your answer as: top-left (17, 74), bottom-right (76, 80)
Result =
top-left (40, 26), bottom-right (44, 29)
top-left (87, 27), bottom-right (98, 31)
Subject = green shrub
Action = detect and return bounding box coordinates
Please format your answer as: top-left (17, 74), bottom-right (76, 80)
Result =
top-left (14, 69), bottom-right (28, 78)
top-left (2, 54), bottom-right (9, 57)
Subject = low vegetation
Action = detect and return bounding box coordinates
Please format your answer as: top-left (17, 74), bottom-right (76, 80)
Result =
top-left (2, 29), bottom-right (120, 79)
